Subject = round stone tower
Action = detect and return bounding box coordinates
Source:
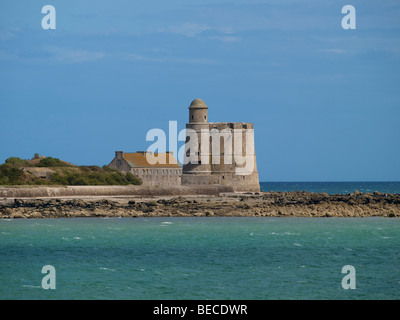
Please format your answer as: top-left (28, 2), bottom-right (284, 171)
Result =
top-left (182, 98), bottom-right (260, 192)
top-left (183, 98), bottom-right (211, 176)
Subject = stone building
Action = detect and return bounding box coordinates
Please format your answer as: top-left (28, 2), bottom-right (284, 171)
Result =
top-left (108, 151), bottom-right (182, 186)
top-left (181, 98), bottom-right (260, 192)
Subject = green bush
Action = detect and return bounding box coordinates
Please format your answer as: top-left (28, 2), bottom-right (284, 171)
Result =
top-left (38, 157), bottom-right (69, 167)
top-left (66, 173), bottom-right (87, 185)
top-left (48, 169), bottom-right (142, 186)
top-left (5, 157), bottom-right (31, 167)
top-left (0, 164), bottom-right (25, 185)
top-left (80, 166), bottom-right (102, 173)
top-left (102, 165), bottom-right (114, 172)
top-left (49, 172), bottom-right (69, 185)
top-left (126, 172), bottom-right (141, 185)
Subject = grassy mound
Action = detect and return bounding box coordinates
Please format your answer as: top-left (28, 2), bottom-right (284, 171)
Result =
top-left (0, 156), bottom-right (142, 186)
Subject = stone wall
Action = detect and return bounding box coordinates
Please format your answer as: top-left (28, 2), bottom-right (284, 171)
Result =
top-left (182, 171), bottom-right (260, 192)
top-left (0, 185), bottom-right (233, 198)
top-left (133, 167), bottom-right (181, 186)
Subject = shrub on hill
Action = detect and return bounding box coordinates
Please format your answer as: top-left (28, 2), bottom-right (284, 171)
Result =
top-left (5, 157), bottom-right (31, 168)
top-left (0, 157), bottom-right (142, 186)
top-left (37, 157), bottom-right (70, 167)
top-left (0, 164), bottom-right (25, 185)
top-left (49, 167), bottom-right (142, 186)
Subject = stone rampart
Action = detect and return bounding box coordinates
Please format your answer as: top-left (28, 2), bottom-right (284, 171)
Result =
top-left (0, 185), bottom-right (234, 198)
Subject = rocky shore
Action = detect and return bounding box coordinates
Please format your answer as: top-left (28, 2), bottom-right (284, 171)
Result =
top-left (1, 190), bottom-right (399, 218)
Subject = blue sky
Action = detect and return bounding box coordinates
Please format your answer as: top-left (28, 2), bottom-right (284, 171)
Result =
top-left (0, 0), bottom-right (399, 181)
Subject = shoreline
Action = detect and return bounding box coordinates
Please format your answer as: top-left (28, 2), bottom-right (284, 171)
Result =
top-left (1, 188), bottom-right (399, 218)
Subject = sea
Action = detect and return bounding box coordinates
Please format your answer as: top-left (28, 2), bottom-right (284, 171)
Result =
top-left (260, 181), bottom-right (400, 194)
top-left (0, 182), bottom-right (399, 300)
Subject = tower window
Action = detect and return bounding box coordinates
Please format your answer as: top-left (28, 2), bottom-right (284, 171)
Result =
top-left (204, 116), bottom-right (206, 119)
top-left (192, 115), bottom-right (194, 119)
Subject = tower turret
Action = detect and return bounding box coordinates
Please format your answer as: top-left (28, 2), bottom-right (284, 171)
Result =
top-left (184, 98), bottom-right (211, 176)
top-left (189, 98), bottom-right (208, 123)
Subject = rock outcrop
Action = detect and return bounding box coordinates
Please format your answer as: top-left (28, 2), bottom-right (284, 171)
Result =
top-left (0, 190), bottom-right (399, 218)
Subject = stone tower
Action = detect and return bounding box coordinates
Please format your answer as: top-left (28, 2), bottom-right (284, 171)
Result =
top-left (182, 98), bottom-right (260, 192)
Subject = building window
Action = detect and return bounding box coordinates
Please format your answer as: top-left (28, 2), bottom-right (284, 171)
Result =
top-left (149, 169), bottom-right (152, 175)
top-left (156, 169), bottom-right (158, 175)
top-left (204, 116), bottom-right (206, 120)
top-left (170, 169), bottom-right (172, 175)
top-left (175, 170), bottom-right (177, 175)
top-left (162, 169), bottom-right (164, 175)
top-left (117, 160), bottom-right (121, 166)
top-left (142, 169), bottom-right (145, 175)
top-left (192, 115), bottom-right (194, 120)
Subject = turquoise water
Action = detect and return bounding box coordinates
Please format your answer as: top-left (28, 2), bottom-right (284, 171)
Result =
top-left (1, 217), bottom-right (399, 300)
top-left (260, 182), bottom-right (400, 194)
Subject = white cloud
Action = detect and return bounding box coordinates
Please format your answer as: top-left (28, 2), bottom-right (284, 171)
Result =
top-left (175, 57), bottom-right (219, 65)
top-left (321, 48), bottom-right (347, 54)
top-left (209, 35), bottom-right (241, 43)
top-left (124, 52), bottom-right (218, 65)
top-left (0, 30), bottom-right (16, 41)
top-left (44, 46), bottom-right (105, 63)
top-left (159, 23), bottom-right (235, 38)
top-left (126, 54), bottom-right (166, 63)
top-left (159, 23), bottom-right (211, 37)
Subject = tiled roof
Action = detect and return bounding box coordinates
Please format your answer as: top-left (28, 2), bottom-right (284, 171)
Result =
top-left (123, 152), bottom-right (181, 168)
